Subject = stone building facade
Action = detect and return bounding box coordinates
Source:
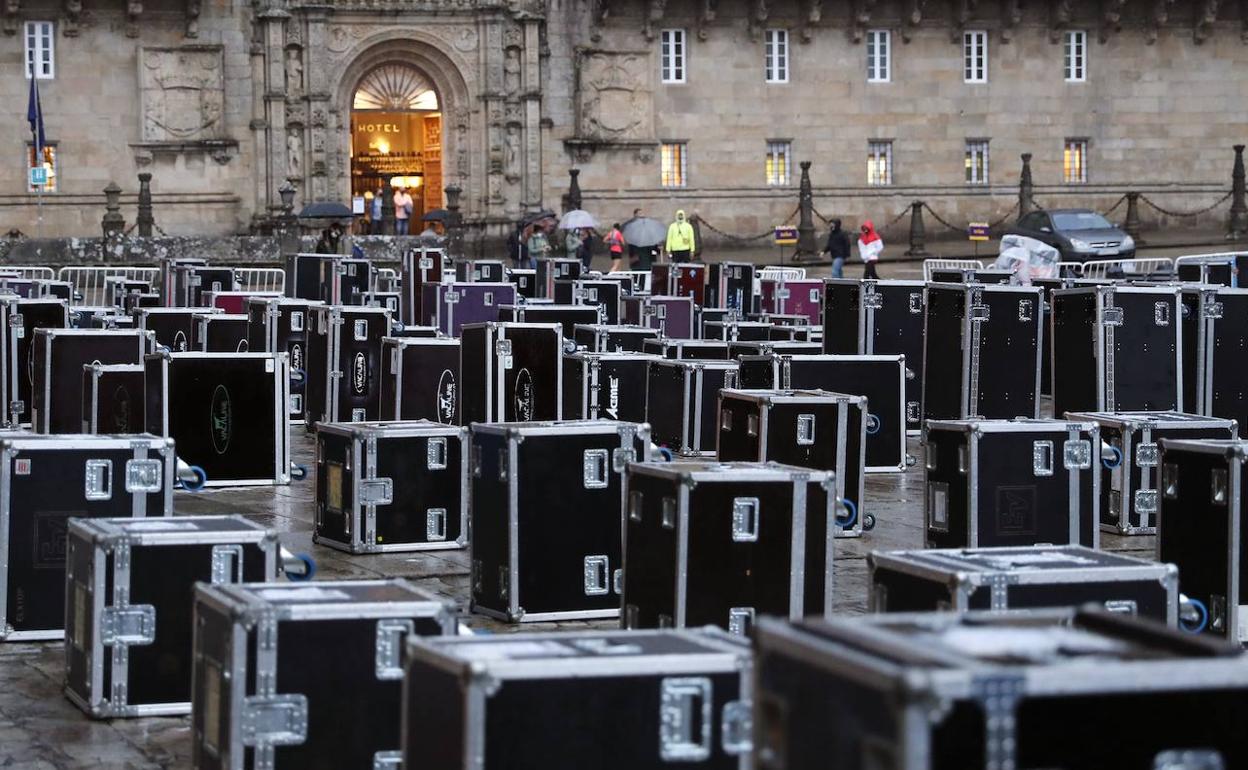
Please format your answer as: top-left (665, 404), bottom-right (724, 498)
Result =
top-left (2, 0), bottom-right (1246, 247)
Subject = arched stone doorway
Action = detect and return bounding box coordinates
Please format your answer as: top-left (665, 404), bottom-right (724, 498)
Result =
top-left (350, 62), bottom-right (443, 226)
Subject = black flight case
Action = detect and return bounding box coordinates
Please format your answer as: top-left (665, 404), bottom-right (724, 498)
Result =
top-left (1, 295), bottom-right (68, 426)
top-left (402, 629), bottom-right (753, 769)
top-left (922, 282), bottom-right (1042, 421)
top-left (64, 515), bottom-right (279, 718)
top-left (304, 304), bottom-right (391, 429)
top-left (563, 350), bottom-right (657, 422)
top-left (246, 296), bottom-right (320, 425)
top-left (400, 246), bottom-right (446, 326)
top-left (572, 322), bottom-right (660, 353)
top-left (315, 420), bottom-right (468, 553)
top-left (379, 336), bottom-right (462, 423)
top-left (461, 321), bottom-right (563, 424)
top-left (32, 328), bottom-right (155, 434)
top-left (716, 388), bottom-right (867, 538)
top-left (621, 460), bottom-right (837, 635)
top-left (646, 358), bottom-right (738, 456)
top-left (1191, 285), bottom-right (1248, 436)
top-left (706, 260), bottom-right (756, 311)
top-left (642, 338), bottom-right (730, 360)
top-left (868, 544), bottom-right (1178, 624)
top-left (0, 433), bottom-right (176, 642)
top-left (923, 417), bottom-right (1100, 549)
top-left (191, 579), bottom-right (454, 770)
top-left (135, 306), bottom-right (216, 352)
top-left (498, 302), bottom-right (598, 339)
top-left (81, 363), bottom-right (145, 434)
top-left (470, 420), bottom-right (651, 623)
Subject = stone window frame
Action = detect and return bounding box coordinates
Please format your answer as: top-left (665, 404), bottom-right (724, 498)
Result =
top-left (766, 140), bottom-right (792, 186)
top-left (965, 139), bottom-right (990, 185)
top-left (660, 141), bottom-right (688, 188)
top-left (26, 141), bottom-right (58, 193)
top-left (765, 29), bottom-right (790, 84)
top-left (866, 29), bottom-right (890, 84)
top-left (963, 30), bottom-right (988, 84)
top-left (1064, 30), bottom-right (1088, 83)
top-left (660, 29), bottom-right (687, 85)
top-left (867, 140), bottom-right (893, 186)
top-left (24, 20), bottom-right (55, 80)
top-left (1064, 138), bottom-right (1089, 184)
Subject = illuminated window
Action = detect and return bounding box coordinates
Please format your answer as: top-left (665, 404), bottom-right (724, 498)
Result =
top-left (867, 29), bottom-right (890, 83)
top-left (27, 143), bottom-right (57, 193)
top-left (661, 142), bottom-right (687, 188)
top-left (1064, 139), bottom-right (1088, 184)
top-left (766, 141), bottom-right (791, 186)
top-left (24, 21), bottom-right (54, 79)
top-left (1064, 30), bottom-right (1087, 82)
top-left (661, 29), bottom-right (686, 84)
top-left (963, 30), bottom-right (987, 83)
top-left (965, 140), bottom-right (989, 185)
top-left (867, 141), bottom-right (892, 186)
top-left (765, 29), bottom-right (789, 84)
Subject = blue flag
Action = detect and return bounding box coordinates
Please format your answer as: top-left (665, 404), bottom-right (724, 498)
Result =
top-left (26, 70), bottom-right (45, 156)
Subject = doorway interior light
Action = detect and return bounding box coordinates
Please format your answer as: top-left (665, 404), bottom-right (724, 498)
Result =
top-left (390, 176), bottom-right (424, 189)
top-left (354, 64), bottom-right (440, 111)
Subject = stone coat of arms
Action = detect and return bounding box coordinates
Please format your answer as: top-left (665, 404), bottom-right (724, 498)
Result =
top-left (140, 46), bottom-right (226, 143)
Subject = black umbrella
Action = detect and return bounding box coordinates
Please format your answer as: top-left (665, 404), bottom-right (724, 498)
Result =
top-left (521, 209), bottom-right (557, 227)
top-left (298, 201), bottom-right (354, 219)
top-left (423, 209), bottom-right (449, 222)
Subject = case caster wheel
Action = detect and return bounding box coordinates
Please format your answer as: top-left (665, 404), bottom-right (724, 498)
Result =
top-left (1102, 445), bottom-right (1123, 470)
top-left (862, 513), bottom-right (877, 532)
top-left (176, 462), bottom-right (208, 491)
top-left (836, 499), bottom-right (858, 530)
top-left (290, 368), bottom-right (307, 385)
top-left (291, 463), bottom-right (309, 481)
top-left (281, 548), bottom-right (316, 581)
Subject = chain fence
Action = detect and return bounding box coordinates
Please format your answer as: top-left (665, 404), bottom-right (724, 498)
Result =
top-left (1139, 190), bottom-right (1232, 219)
top-left (694, 204), bottom-right (800, 243)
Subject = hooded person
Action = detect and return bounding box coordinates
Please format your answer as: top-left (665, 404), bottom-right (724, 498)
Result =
top-left (858, 219), bottom-right (883, 280)
top-left (822, 218), bottom-right (852, 279)
top-left (665, 209), bottom-right (696, 261)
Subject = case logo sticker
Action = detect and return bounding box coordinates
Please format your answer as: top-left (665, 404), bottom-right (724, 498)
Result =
top-left (14, 458), bottom-right (31, 475)
top-left (437, 369), bottom-right (457, 424)
top-left (34, 511), bottom-right (71, 570)
top-left (112, 385), bottom-right (133, 433)
top-left (174, 330), bottom-right (188, 352)
top-left (353, 352), bottom-right (368, 395)
top-left (210, 384), bottom-right (233, 455)
top-left (514, 368), bottom-right (534, 421)
top-left (607, 375), bottom-right (620, 419)
top-left (290, 343), bottom-right (303, 373)
top-left (994, 486), bottom-right (1037, 537)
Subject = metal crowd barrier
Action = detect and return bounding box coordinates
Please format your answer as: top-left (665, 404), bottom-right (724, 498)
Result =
top-left (921, 259), bottom-right (984, 282)
top-left (1079, 258), bottom-right (1175, 281)
top-left (57, 266), bottom-right (159, 306)
top-left (0, 266), bottom-right (56, 281)
top-left (234, 267), bottom-right (286, 294)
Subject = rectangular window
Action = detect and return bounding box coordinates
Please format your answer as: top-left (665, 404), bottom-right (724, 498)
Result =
top-left (660, 29), bottom-right (686, 84)
top-left (963, 30), bottom-right (987, 83)
top-left (867, 141), bottom-right (893, 186)
top-left (24, 21), bottom-right (54, 79)
top-left (965, 140), bottom-right (990, 185)
top-left (27, 143), bottom-right (57, 193)
top-left (661, 142), bottom-right (687, 188)
top-left (1064, 139), bottom-right (1089, 184)
top-left (765, 29), bottom-right (789, 83)
top-left (1064, 30), bottom-right (1087, 82)
top-left (867, 29), bottom-right (890, 83)
top-left (765, 141), bottom-right (791, 186)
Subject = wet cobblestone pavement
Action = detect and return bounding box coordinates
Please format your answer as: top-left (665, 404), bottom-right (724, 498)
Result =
top-left (0, 432), bottom-right (1151, 768)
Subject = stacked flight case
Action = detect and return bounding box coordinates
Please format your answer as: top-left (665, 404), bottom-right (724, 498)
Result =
top-left (651, 262), bottom-right (706, 306)
top-left (563, 350), bottom-right (657, 422)
top-left (706, 261), bottom-right (755, 311)
top-left (1, 296), bottom-right (68, 426)
top-left (0, 433), bottom-right (176, 641)
top-left (922, 282), bottom-right (1042, 421)
top-left (246, 296), bottom-right (319, 424)
top-left (752, 608), bottom-right (1248, 770)
top-left (379, 336), bottom-right (462, 423)
top-left (646, 358), bottom-right (738, 456)
top-left (823, 278), bottom-right (926, 433)
top-left (63, 515), bottom-right (279, 717)
top-left (32, 328), bottom-right (155, 434)
top-left (145, 351), bottom-right (292, 486)
top-left (622, 461), bottom-right (837, 633)
top-left (460, 322), bottom-right (563, 424)
top-left (1191, 286), bottom-right (1248, 436)
top-left (716, 388), bottom-right (868, 537)
top-left (81, 363), bottom-right (145, 434)
top-left (623, 295), bottom-right (696, 339)
top-left (499, 303), bottom-right (600, 338)
top-left (402, 629), bottom-right (753, 768)
top-left (868, 544), bottom-right (1178, 623)
top-left (191, 580), bottom-right (455, 769)
top-left (135, 307), bottom-right (215, 352)
top-left (1067, 410), bottom-right (1236, 535)
top-left (400, 246), bottom-right (445, 326)
top-left (1051, 284), bottom-right (1183, 415)
top-left (923, 418), bottom-right (1101, 549)
top-left (315, 421), bottom-right (468, 553)
top-left (470, 421), bottom-right (650, 622)
top-left (422, 282), bottom-right (516, 336)
top-left (535, 256), bottom-right (583, 298)
top-left (304, 305), bottom-right (390, 428)
top-left (759, 277), bottom-right (822, 325)
top-left (572, 323), bottom-right (660, 353)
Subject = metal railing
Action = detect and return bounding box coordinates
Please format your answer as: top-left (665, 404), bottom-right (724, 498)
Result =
top-left (0, 266), bottom-right (56, 282)
top-left (1079, 258), bottom-right (1175, 281)
top-left (57, 266), bottom-right (159, 306)
top-left (921, 259), bottom-right (984, 282)
top-left (234, 267), bottom-right (286, 294)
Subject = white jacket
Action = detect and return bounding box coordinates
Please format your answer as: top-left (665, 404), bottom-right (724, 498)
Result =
top-left (858, 238), bottom-right (883, 263)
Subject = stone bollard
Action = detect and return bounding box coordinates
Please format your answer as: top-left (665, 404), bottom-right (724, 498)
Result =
top-left (795, 161), bottom-right (817, 259)
top-left (904, 201), bottom-right (929, 257)
top-left (445, 184), bottom-right (465, 259)
top-left (136, 173), bottom-right (155, 237)
top-left (1019, 153), bottom-right (1034, 217)
top-left (1230, 145), bottom-right (1247, 239)
top-left (567, 169), bottom-right (583, 213)
top-left (1124, 192), bottom-right (1143, 243)
top-left (102, 182), bottom-right (125, 239)
top-left (381, 184), bottom-right (395, 236)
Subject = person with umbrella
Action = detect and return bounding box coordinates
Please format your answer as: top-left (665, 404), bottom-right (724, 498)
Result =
top-left (622, 210), bottom-right (665, 270)
top-left (419, 209), bottom-right (447, 241)
top-left (665, 209), bottom-right (696, 262)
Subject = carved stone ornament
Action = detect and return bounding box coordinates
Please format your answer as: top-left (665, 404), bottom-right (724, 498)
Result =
top-left (575, 50), bottom-right (654, 143)
top-left (452, 26), bottom-right (478, 52)
top-left (139, 46), bottom-right (226, 143)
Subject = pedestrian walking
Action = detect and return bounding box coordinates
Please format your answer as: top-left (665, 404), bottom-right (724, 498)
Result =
top-left (665, 209), bottom-right (695, 261)
top-left (605, 223), bottom-right (626, 272)
top-left (564, 227), bottom-right (584, 261)
top-left (370, 187), bottom-right (384, 234)
top-left (526, 224), bottom-right (551, 262)
top-left (577, 228), bottom-right (596, 270)
top-left (858, 220), bottom-right (883, 280)
top-left (393, 187), bottom-right (414, 235)
top-left (821, 218), bottom-right (852, 279)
